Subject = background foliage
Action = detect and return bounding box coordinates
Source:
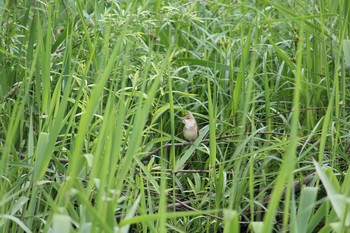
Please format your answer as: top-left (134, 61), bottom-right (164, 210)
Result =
top-left (0, 0), bottom-right (350, 232)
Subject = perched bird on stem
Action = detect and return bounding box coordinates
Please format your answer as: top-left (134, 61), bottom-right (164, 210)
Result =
top-left (182, 114), bottom-right (199, 142)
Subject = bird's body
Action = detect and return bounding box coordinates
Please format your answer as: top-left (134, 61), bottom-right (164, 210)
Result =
top-left (182, 114), bottom-right (199, 142)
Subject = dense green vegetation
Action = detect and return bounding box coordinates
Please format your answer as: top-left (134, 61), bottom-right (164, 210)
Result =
top-left (1, 0), bottom-right (350, 232)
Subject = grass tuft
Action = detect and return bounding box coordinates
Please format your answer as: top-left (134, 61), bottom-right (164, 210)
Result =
top-left (1, 0), bottom-right (349, 232)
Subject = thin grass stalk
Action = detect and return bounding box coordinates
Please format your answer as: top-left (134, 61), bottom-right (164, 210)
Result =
top-left (167, 50), bottom-right (176, 232)
top-left (262, 20), bottom-right (305, 233)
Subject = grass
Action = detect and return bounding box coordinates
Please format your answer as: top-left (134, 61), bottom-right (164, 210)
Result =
top-left (1, 0), bottom-right (350, 232)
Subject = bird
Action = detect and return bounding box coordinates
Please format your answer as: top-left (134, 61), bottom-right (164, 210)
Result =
top-left (182, 114), bottom-right (199, 142)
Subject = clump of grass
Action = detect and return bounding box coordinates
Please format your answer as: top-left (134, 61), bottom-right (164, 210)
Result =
top-left (0, 0), bottom-right (349, 232)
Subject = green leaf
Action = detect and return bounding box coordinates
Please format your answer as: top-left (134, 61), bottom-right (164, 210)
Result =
top-left (223, 210), bottom-right (239, 233)
top-left (52, 214), bottom-right (71, 233)
top-left (249, 222), bottom-right (264, 233)
top-left (342, 40), bottom-right (350, 67)
top-left (33, 132), bottom-right (50, 183)
top-left (296, 187), bottom-right (318, 233)
top-left (118, 195), bottom-right (141, 233)
top-left (176, 58), bottom-right (239, 72)
top-left (0, 214), bottom-right (32, 233)
top-left (314, 160), bottom-right (350, 226)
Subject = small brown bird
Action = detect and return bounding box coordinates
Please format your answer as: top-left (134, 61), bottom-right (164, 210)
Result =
top-left (182, 114), bottom-right (199, 142)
